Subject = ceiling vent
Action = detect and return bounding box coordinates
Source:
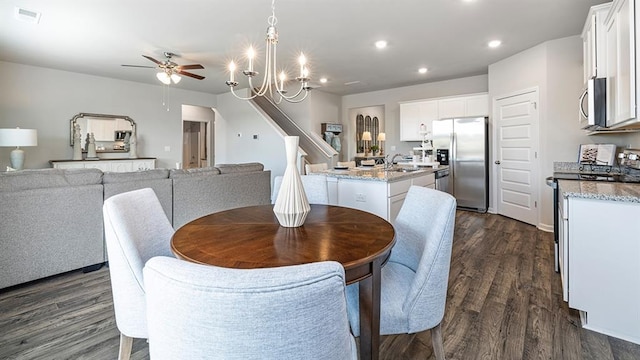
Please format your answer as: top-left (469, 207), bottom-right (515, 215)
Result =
top-left (14, 7), bottom-right (41, 24)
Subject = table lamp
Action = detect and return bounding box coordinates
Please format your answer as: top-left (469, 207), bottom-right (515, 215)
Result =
top-left (0, 127), bottom-right (38, 170)
top-left (377, 132), bottom-right (386, 155)
top-left (362, 131), bottom-right (372, 156)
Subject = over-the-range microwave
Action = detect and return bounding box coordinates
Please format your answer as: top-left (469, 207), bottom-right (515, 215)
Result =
top-left (579, 77), bottom-right (606, 130)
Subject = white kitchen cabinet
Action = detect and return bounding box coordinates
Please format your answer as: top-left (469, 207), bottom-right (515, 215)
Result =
top-left (387, 173), bottom-right (435, 222)
top-left (400, 94), bottom-right (488, 142)
top-left (399, 100), bottom-right (438, 141)
top-left (437, 94), bottom-right (489, 119)
top-left (464, 94), bottom-right (490, 117)
top-left (582, 3), bottom-right (612, 84)
top-left (50, 158), bottom-right (156, 172)
top-left (438, 98), bottom-right (465, 119)
top-left (336, 172), bottom-right (435, 223)
top-left (605, 0), bottom-right (636, 127)
top-left (559, 190), bottom-right (640, 344)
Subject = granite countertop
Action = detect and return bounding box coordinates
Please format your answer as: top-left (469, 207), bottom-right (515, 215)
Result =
top-left (318, 165), bottom-right (446, 182)
top-left (558, 179), bottom-right (640, 203)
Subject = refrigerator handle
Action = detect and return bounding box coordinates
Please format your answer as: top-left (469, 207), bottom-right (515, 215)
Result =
top-left (450, 132), bottom-right (456, 166)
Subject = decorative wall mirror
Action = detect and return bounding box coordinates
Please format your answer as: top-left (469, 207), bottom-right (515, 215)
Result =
top-left (70, 113), bottom-right (136, 152)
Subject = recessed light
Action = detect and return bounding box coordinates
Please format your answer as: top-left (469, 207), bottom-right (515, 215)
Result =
top-left (319, 77), bottom-right (328, 83)
top-left (418, 67), bottom-right (428, 74)
top-left (375, 40), bottom-right (387, 49)
top-left (488, 40), bottom-right (502, 48)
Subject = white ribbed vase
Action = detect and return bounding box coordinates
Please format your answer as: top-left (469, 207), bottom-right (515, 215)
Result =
top-left (273, 136), bottom-right (310, 227)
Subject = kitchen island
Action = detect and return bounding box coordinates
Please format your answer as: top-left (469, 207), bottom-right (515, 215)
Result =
top-left (318, 165), bottom-right (443, 223)
top-left (557, 179), bottom-right (640, 345)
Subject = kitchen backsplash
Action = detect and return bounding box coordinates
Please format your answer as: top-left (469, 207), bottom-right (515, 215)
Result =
top-left (554, 157), bottom-right (640, 176)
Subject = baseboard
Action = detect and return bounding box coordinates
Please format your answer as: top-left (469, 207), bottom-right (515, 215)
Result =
top-left (537, 222), bottom-right (553, 232)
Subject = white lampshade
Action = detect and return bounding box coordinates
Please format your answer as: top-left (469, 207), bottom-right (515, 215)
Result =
top-left (170, 74), bottom-right (181, 84)
top-left (0, 128), bottom-right (38, 147)
top-left (362, 131), bottom-right (372, 141)
top-left (156, 72), bottom-right (171, 85)
top-left (377, 132), bottom-right (386, 141)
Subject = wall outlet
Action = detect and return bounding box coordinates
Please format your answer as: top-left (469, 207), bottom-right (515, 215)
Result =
top-left (391, 145), bottom-right (396, 151)
top-left (355, 193), bottom-right (366, 202)
top-left (164, 146), bottom-right (171, 152)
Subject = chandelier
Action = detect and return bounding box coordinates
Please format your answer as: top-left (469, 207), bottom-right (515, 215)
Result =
top-left (225, 0), bottom-right (312, 104)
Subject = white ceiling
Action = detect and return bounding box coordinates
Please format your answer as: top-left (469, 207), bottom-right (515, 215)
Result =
top-left (1, 0), bottom-right (609, 96)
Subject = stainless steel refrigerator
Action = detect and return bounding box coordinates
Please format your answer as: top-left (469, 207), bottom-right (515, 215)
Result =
top-left (432, 117), bottom-right (488, 212)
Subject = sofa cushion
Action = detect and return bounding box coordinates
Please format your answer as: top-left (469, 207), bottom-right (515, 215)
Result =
top-left (0, 168), bottom-right (103, 192)
top-left (169, 167), bottom-right (221, 178)
top-left (215, 162), bottom-right (264, 174)
top-left (103, 169), bottom-right (173, 222)
top-left (172, 169), bottom-right (272, 229)
top-left (103, 169), bottom-right (170, 183)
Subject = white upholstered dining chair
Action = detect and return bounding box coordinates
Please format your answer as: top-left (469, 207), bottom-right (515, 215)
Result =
top-left (336, 161), bottom-right (356, 168)
top-left (305, 162), bottom-right (328, 174)
top-left (103, 188), bottom-right (175, 360)
top-left (345, 186), bottom-right (456, 360)
top-left (272, 174), bottom-right (329, 205)
top-left (143, 257), bottom-right (358, 360)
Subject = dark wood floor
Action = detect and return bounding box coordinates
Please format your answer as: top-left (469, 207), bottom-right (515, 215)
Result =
top-left (1, 211), bottom-right (639, 359)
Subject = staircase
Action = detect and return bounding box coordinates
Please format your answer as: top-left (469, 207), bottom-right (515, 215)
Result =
top-left (250, 95), bottom-right (338, 170)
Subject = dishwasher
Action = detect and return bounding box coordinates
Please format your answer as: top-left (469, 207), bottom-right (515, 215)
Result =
top-left (435, 168), bottom-right (451, 194)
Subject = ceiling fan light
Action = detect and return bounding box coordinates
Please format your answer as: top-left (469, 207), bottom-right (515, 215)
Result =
top-left (171, 74), bottom-right (181, 84)
top-left (156, 72), bottom-right (171, 85)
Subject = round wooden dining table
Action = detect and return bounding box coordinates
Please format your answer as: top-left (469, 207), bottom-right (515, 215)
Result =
top-left (171, 204), bottom-right (396, 360)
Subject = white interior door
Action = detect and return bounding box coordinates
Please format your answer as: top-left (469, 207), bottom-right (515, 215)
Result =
top-left (494, 89), bottom-right (539, 225)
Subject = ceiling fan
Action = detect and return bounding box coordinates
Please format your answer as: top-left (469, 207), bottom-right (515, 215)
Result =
top-left (122, 52), bottom-right (205, 85)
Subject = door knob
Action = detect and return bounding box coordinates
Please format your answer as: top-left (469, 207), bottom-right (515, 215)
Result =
top-left (495, 160), bottom-right (501, 165)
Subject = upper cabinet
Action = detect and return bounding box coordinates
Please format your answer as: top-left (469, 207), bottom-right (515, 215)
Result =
top-left (605, 0), bottom-right (636, 127)
top-left (399, 93), bottom-right (488, 141)
top-left (399, 100), bottom-right (438, 141)
top-left (582, 3), bottom-right (612, 84)
top-left (582, 0), bottom-right (640, 133)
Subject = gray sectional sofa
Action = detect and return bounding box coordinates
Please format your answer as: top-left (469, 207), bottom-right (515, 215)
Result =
top-left (0, 163), bottom-right (271, 289)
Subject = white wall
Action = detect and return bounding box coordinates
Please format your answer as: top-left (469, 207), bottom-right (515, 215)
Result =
top-left (276, 90), bottom-right (342, 158)
top-left (341, 75), bottom-right (489, 161)
top-left (0, 61), bottom-right (216, 170)
top-left (214, 91), bottom-right (288, 187)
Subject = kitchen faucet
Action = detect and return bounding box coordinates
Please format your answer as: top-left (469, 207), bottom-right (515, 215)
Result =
top-left (386, 153), bottom-right (405, 169)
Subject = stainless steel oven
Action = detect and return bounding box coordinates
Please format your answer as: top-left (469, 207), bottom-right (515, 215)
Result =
top-left (545, 176), bottom-right (559, 273)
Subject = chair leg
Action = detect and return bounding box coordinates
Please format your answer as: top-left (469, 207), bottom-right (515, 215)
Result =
top-left (431, 322), bottom-right (445, 360)
top-left (118, 333), bottom-right (133, 360)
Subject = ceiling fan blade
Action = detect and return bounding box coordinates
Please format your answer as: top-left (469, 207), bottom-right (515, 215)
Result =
top-left (177, 70), bottom-right (205, 80)
top-left (142, 55), bottom-right (162, 65)
top-left (177, 64), bottom-right (204, 70)
top-left (121, 64), bottom-right (155, 68)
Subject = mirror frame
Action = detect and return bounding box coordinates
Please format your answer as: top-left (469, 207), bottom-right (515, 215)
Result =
top-left (69, 112), bottom-right (136, 148)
